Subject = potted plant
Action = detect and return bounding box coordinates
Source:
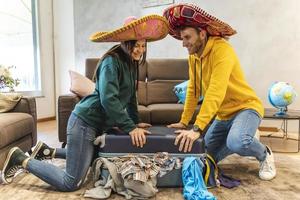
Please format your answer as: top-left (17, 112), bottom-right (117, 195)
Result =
top-left (0, 65), bottom-right (20, 92)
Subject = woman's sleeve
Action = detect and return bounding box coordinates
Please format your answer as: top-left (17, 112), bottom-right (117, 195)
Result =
top-left (97, 58), bottom-right (136, 133)
top-left (126, 91), bottom-right (139, 124)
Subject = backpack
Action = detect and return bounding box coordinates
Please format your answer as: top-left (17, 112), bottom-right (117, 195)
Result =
top-left (200, 154), bottom-right (220, 188)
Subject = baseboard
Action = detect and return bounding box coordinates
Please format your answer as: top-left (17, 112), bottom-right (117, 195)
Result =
top-left (37, 116), bottom-right (56, 122)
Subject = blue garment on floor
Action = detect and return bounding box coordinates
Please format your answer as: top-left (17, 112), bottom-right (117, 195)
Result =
top-left (182, 157), bottom-right (217, 200)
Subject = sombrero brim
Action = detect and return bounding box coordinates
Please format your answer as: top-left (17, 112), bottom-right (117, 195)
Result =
top-left (163, 4), bottom-right (237, 40)
top-left (90, 15), bottom-right (169, 42)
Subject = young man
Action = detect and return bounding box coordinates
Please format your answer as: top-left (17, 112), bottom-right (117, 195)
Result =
top-left (164, 3), bottom-right (276, 181)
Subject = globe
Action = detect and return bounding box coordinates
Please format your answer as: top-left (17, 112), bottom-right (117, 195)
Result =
top-left (268, 82), bottom-right (297, 116)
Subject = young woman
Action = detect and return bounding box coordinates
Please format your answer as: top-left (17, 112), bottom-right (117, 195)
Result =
top-left (1, 14), bottom-right (169, 191)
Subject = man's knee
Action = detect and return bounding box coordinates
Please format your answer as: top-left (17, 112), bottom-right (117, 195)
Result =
top-left (226, 133), bottom-right (253, 152)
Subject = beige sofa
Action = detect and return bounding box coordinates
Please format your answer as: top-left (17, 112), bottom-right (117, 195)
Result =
top-left (58, 58), bottom-right (200, 147)
top-left (0, 97), bottom-right (37, 169)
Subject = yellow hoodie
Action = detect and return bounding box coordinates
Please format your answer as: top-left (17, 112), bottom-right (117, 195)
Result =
top-left (180, 37), bottom-right (264, 131)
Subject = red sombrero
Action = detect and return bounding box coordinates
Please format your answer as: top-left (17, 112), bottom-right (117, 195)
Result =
top-left (163, 3), bottom-right (237, 40)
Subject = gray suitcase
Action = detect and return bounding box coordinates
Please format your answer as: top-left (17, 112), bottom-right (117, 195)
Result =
top-left (96, 126), bottom-right (205, 187)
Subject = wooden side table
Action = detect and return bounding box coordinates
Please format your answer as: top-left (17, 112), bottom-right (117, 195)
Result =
top-left (263, 108), bottom-right (300, 152)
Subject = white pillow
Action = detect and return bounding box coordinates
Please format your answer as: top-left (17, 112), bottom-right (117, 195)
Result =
top-left (69, 70), bottom-right (95, 97)
top-left (0, 92), bottom-right (22, 113)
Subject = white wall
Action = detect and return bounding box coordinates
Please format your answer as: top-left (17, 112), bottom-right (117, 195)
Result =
top-left (35, 0), bottom-right (75, 119)
top-left (53, 0), bottom-right (75, 96)
top-left (35, 0), bottom-right (55, 119)
top-left (73, 0), bottom-right (141, 73)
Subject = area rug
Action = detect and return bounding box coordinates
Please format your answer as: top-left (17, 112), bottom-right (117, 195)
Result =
top-left (0, 153), bottom-right (299, 200)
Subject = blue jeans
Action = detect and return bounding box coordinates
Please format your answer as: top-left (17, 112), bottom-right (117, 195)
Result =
top-left (204, 109), bottom-right (266, 163)
top-left (26, 113), bottom-right (97, 191)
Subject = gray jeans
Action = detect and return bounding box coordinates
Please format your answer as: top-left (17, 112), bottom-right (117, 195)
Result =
top-left (27, 113), bottom-right (97, 191)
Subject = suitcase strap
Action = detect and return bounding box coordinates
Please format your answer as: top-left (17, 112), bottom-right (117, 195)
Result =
top-left (204, 154), bottom-right (218, 185)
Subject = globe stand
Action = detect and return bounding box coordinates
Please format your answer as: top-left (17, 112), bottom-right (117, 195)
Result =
top-left (274, 106), bottom-right (288, 117)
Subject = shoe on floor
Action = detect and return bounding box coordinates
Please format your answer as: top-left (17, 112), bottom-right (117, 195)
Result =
top-left (259, 145), bottom-right (276, 180)
top-left (31, 141), bottom-right (55, 161)
top-left (1, 147), bottom-right (28, 184)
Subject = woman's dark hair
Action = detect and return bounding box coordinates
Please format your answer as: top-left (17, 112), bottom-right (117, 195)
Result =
top-left (121, 40), bottom-right (147, 66)
top-left (93, 40), bottom-right (147, 90)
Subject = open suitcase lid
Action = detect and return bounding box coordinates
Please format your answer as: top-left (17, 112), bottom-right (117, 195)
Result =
top-left (97, 126), bottom-right (205, 154)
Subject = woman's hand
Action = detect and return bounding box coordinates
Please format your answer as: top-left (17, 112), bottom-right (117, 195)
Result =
top-left (129, 128), bottom-right (151, 148)
top-left (137, 123), bottom-right (152, 128)
top-left (167, 122), bottom-right (187, 129)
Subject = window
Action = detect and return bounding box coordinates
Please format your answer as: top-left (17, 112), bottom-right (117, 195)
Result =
top-left (0, 0), bottom-right (40, 94)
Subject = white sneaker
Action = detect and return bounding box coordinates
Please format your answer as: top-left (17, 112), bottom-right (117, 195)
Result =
top-left (259, 146), bottom-right (276, 180)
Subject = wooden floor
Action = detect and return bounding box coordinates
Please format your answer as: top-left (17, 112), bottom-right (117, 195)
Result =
top-left (36, 120), bottom-right (62, 148)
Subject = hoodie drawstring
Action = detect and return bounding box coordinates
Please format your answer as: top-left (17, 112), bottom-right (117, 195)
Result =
top-left (194, 61), bottom-right (196, 97)
top-left (200, 58), bottom-right (202, 98)
top-left (194, 59), bottom-right (203, 99)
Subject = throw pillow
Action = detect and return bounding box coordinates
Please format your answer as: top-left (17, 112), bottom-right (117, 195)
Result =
top-left (174, 80), bottom-right (203, 104)
top-left (0, 92), bottom-right (22, 113)
top-left (69, 70), bottom-right (95, 97)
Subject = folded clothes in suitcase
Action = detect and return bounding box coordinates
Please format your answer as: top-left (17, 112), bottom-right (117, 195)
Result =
top-left (95, 126), bottom-right (205, 187)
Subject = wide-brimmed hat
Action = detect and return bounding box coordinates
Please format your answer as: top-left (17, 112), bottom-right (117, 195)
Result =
top-left (163, 4), bottom-right (237, 40)
top-left (90, 14), bottom-right (169, 42)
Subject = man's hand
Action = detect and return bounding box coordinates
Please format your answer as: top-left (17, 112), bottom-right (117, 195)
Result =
top-left (167, 122), bottom-right (187, 129)
top-left (129, 128), bottom-right (151, 148)
top-left (137, 123), bottom-right (152, 128)
top-left (174, 129), bottom-right (201, 152)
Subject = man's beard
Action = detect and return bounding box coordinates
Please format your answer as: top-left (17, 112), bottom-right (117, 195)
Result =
top-left (189, 36), bottom-right (206, 55)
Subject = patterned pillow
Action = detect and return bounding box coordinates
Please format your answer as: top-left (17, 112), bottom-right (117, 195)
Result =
top-left (174, 80), bottom-right (203, 104)
top-left (174, 80), bottom-right (189, 104)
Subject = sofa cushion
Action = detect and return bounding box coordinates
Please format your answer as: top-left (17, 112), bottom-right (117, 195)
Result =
top-left (148, 104), bottom-right (201, 125)
top-left (0, 113), bottom-right (34, 148)
top-left (148, 104), bottom-right (184, 124)
top-left (147, 58), bottom-right (189, 81)
top-left (138, 105), bottom-right (151, 123)
top-left (138, 62), bottom-right (147, 81)
top-left (147, 80), bottom-right (184, 104)
top-left (137, 81), bottom-right (147, 106)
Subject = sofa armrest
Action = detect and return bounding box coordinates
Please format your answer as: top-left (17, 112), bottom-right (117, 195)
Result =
top-left (10, 96), bottom-right (37, 146)
top-left (11, 96), bottom-right (37, 117)
top-left (58, 94), bottom-right (80, 143)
